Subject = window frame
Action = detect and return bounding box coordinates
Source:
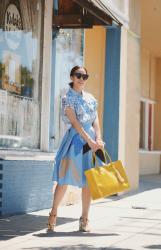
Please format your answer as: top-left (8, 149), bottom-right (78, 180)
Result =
top-left (0, 0), bottom-right (53, 153)
top-left (0, 0), bottom-right (46, 151)
top-left (40, 0), bottom-right (53, 152)
top-left (140, 97), bottom-right (156, 151)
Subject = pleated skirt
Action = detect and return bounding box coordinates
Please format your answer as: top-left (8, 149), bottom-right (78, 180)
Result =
top-left (53, 123), bottom-right (96, 187)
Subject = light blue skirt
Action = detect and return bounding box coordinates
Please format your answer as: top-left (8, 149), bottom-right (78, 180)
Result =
top-left (53, 123), bottom-right (98, 187)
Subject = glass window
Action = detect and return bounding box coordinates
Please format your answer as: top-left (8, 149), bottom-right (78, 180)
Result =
top-left (0, 0), bottom-right (44, 149)
top-left (53, 29), bottom-right (84, 149)
top-left (139, 100), bottom-right (154, 151)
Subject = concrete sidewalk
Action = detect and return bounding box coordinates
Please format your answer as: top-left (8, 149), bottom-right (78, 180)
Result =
top-left (0, 175), bottom-right (161, 250)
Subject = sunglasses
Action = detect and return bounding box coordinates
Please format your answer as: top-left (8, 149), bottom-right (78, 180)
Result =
top-left (73, 72), bottom-right (89, 80)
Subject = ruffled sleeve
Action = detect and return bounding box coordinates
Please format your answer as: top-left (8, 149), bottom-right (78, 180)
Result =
top-left (61, 95), bottom-right (75, 124)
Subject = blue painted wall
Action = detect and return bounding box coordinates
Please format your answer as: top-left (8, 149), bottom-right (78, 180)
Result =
top-left (103, 26), bottom-right (121, 161)
top-left (0, 162), bottom-right (2, 216)
top-left (0, 160), bottom-right (54, 216)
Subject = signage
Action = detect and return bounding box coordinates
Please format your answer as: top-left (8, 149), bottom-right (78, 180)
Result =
top-left (4, 4), bottom-right (22, 50)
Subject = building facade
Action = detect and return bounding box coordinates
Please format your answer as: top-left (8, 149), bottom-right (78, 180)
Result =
top-left (140, 0), bottom-right (161, 175)
top-left (0, 0), bottom-right (143, 216)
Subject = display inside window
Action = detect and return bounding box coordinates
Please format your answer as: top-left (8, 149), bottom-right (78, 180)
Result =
top-left (53, 29), bottom-right (84, 149)
top-left (0, 0), bottom-right (44, 149)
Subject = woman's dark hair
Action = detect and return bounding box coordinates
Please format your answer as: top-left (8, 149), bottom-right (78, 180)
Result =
top-left (69, 66), bottom-right (88, 88)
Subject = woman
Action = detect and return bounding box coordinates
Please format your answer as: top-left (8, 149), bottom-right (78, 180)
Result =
top-left (47, 66), bottom-right (104, 232)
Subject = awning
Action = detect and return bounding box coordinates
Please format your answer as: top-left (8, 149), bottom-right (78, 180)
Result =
top-left (53, 0), bottom-right (122, 29)
top-left (73, 0), bottom-right (122, 26)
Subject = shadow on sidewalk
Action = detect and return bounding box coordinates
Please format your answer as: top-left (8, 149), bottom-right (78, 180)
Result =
top-left (21, 245), bottom-right (132, 250)
top-left (92, 175), bottom-right (161, 205)
top-left (0, 214), bottom-right (76, 241)
top-left (144, 245), bottom-right (161, 249)
top-left (34, 231), bottom-right (119, 238)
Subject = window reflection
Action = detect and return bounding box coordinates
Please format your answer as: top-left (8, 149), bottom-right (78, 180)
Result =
top-left (0, 0), bottom-right (44, 149)
top-left (53, 29), bottom-right (84, 149)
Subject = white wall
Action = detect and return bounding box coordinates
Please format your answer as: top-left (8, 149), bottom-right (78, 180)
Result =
top-left (139, 151), bottom-right (161, 175)
top-left (119, 26), bottom-right (140, 189)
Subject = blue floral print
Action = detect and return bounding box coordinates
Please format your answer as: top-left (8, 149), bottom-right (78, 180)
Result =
top-left (62, 87), bottom-right (98, 125)
top-left (53, 87), bottom-right (100, 187)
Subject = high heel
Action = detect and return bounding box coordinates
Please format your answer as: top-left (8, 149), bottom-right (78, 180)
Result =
top-left (79, 217), bottom-right (90, 232)
top-left (47, 212), bottom-right (57, 231)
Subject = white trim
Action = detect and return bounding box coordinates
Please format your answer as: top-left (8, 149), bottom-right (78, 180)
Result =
top-left (140, 97), bottom-right (156, 104)
top-left (0, 150), bottom-right (56, 161)
top-left (118, 26), bottom-right (128, 164)
top-left (139, 149), bottom-right (161, 155)
top-left (40, 0), bottom-right (53, 151)
top-left (151, 104), bottom-right (154, 150)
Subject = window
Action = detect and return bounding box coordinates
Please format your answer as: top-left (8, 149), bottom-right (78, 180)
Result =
top-left (53, 29), bottom-right (84, 149)
top-left (139, 98), bottom-right (155, 151)
top-left (0, 0), bottom-right (44, 149)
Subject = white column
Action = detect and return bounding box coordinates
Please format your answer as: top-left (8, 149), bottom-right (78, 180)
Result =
top-left (40, 0), bottom-right (53, 151)
top-left (118, 26), bottom-right (128, 164)
top-left (118, 26), bottom-right (140, 189)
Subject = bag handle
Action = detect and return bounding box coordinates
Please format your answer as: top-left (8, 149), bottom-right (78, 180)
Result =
top-left (92, 149), bottom-right (112, 166)
top-left (92, 149), bottom-right (125, 184)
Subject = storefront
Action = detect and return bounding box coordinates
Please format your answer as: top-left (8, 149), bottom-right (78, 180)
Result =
top-left (0, 0), bottom-right (140, 216)
top-left (0, 0), bottom-right (53, 216)
top-left (0, 0), bottom-right (44, 150)
top-left (139, 0), bottom-right (161, 175)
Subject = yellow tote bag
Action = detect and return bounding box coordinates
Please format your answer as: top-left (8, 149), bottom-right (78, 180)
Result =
top-left (84, 150), bottom-right (130, 200)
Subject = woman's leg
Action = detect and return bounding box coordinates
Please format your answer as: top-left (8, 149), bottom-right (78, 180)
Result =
top-left (79, 186), bottom-right (91, 231)
top-left (49, 184), bottom-right (68, 225)
top-left (81, 186), bottom-right (91, 220)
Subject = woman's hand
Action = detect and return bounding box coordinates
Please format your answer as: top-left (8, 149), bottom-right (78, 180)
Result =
top-left (87, 137), bottom-right (105, 152)
top-left (87, 138), bottom-right (99, 152)
top-left (96, 138), bottom-right (105, 150)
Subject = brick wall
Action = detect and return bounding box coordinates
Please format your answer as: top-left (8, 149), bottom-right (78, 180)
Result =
top-left (0, 162), bottom-right (2, 216)
top-left (0, 160), bottom-right (54, 216)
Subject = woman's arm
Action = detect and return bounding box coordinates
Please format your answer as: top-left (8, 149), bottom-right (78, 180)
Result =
top-left (65, 107), bottom-right (99, 151)
top-left (93, 112), bottom-right (105, 149)
top-left (92, 112), bottom-right (102, 140)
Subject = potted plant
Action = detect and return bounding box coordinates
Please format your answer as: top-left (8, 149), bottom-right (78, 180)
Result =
top-left (21, 66), bottom-right (34, 97)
